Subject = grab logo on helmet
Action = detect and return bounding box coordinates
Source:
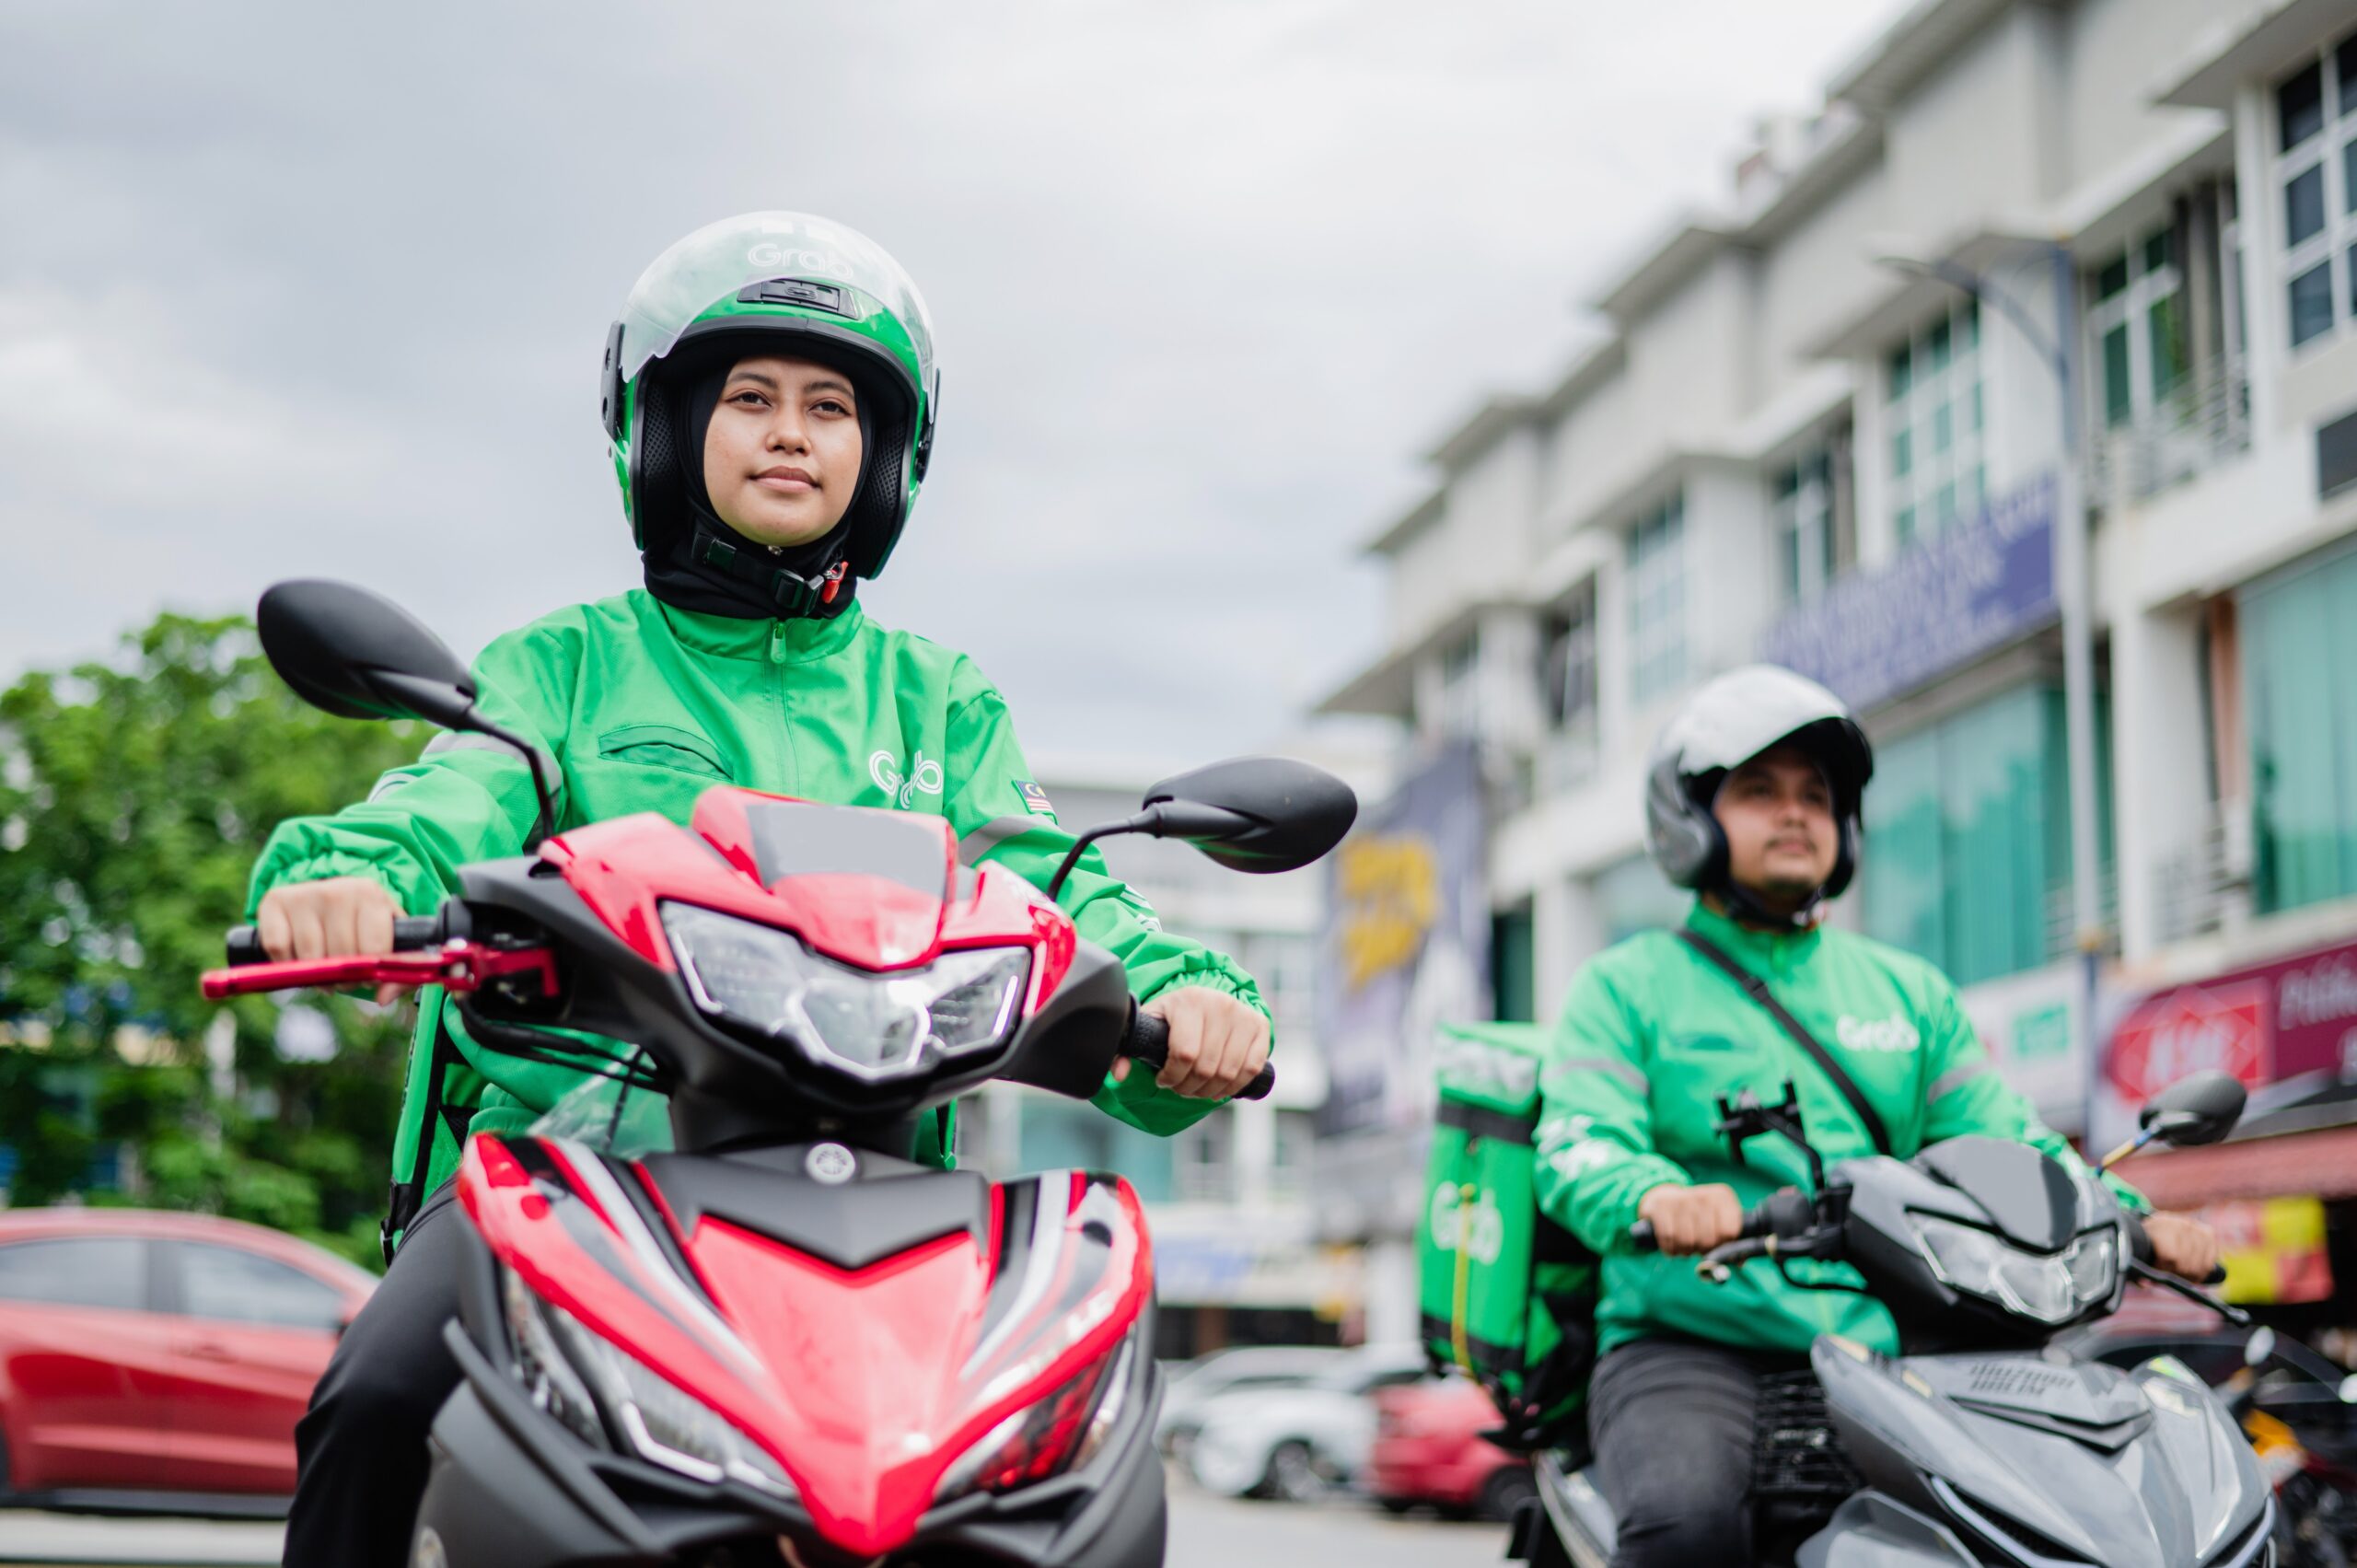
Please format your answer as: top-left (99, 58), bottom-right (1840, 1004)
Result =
top-left (745, 241), bottom-right (851, 274)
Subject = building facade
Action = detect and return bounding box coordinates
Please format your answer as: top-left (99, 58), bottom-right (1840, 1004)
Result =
top-left (1321, 0), bottom-right (2357, 1336)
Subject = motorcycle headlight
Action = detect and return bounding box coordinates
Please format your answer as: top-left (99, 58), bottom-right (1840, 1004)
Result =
top-left (500, 1266), bottom-right (796, 1497)
top-left (661, 902), bottom-right (1028, 1080)
top-left (1906, 1214), bottom-right (2106, 1325)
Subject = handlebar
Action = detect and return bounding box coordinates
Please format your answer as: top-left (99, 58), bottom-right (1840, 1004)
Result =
top-left (224, 916), bottom-right (446, 967)
top-left (1629, 1186), bottom-right (1812, 1257)
top-left (1121, 1006), bottom-right (1274, 1102)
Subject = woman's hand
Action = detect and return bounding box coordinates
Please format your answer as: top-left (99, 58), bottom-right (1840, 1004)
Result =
top-left (256, 877), bottom-right (412, 1005)
top-left (1112, 988), bottom-right (1270, 1099)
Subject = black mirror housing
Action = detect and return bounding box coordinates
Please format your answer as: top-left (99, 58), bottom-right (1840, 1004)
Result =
top-left (258, 579), bottom-right (478, 728)
top-left (2137, 1069), bottom-right (2246, 1148)
top-left (1142, 757), bottom-right (1357, 875)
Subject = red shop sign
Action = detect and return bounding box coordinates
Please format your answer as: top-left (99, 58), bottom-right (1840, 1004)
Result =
top-left (2106, 935), bottom-right (2357, 1099)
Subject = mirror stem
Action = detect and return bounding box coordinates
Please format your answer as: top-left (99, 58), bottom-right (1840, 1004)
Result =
top-left (464, 710), bottom-right (559, 852)
top-left (2096, 1127), bottom-right (2155, 1173)
top-left (1045, 812), bottom-right (1157, 900)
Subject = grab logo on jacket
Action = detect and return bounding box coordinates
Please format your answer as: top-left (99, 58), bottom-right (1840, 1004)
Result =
top-left (1837, 1014), bottom-right (1922, 1053)
top-left (869, 749), bottom-right (944, 810)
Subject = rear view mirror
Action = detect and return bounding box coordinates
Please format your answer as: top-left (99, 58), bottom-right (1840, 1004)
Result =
top-left (1141, 757), bottom-right (1358, 875)
top-left (258, 579), bottom-right (478, 728)
top-left (2137, 1070), bottom-right (2246, 1149)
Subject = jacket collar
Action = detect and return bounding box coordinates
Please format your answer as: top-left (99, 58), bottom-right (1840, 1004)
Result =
top-left (1684, 897), bottom-right (1824, 978)
top-left (655, 598), bottom-right (867, 664)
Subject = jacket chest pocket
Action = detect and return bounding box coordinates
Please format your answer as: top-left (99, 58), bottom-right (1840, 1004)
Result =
top-left (594, 724), bottom-right (734, 781)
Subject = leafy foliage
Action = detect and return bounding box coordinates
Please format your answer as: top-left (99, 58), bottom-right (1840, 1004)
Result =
top-left (0, 614), bottom-right (421, 1268)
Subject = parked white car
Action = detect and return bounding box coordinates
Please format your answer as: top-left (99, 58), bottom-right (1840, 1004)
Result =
top-left (1182, 1346), bottom-right (1428, 1502)
top-left (1155, 1345), bottom-right (1352, 1458)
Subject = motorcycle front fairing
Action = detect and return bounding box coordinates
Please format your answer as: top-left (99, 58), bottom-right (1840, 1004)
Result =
top-left (1808, 1334), bottom-right (2274, 1568)
top-left (419, 1132), bottom-right (1167, 1566)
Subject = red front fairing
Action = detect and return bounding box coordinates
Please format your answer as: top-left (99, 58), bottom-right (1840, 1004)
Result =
top-left (540, 788), bottom-right (1074, 1005)
top-left (459, 1132), bottom-right (1152, 1558)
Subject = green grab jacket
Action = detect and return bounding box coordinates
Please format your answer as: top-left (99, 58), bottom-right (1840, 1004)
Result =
top-left (246, 590), bottom-right (1267, 1228)
top-left (1534, 900), bottom-right (2144, 1361)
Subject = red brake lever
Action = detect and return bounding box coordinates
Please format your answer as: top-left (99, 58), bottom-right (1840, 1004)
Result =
top-left (200, 943), bottom-right (558, 1001)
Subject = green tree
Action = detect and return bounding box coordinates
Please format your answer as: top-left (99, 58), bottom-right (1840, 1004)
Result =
top-left (0, 613), bottom-right (421, 1268)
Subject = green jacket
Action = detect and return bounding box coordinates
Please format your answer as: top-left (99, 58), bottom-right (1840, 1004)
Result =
top-left (247, 590), bottom-right (1266, 1218)
top-left (1534, 901), bottom-right (2142, 1360)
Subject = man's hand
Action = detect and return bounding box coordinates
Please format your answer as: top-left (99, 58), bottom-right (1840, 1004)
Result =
top-left (2143, 1212), bottom-right (2223, 1284)
top-left (1637, 1182), bottom-right (1745, 1256)
top-left (256, 877), bottom-right (412, 1005)
top-left (1111, 989), bottom-right (1269, 1099)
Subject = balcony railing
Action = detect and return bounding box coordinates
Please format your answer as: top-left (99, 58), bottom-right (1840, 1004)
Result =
top-left (2089, 356), bottom-right (2251, 513)
top-left (2152, 800), bottom-right (2254, 946)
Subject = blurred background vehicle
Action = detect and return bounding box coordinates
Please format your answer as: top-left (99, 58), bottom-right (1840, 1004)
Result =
top-left (1155, 1344), bottom-right (1353, 1460)
top-left (1183, 1344), bottom-right (1425, 1502)
top-left (1363, 1373), bottom-right (1533, 1522)
top-left (0, 1207), bottom-right (374, 1515)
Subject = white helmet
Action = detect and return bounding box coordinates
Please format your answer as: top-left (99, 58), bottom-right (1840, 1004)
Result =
top-left (1643, 666), bottom-right (1873, 921)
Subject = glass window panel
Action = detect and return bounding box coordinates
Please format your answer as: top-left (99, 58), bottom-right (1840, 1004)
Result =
top-left (1932, 401), bottom-right (1953, 454)
top-left (1778, 518), bottom-right (1803, 604)
top-left (170, 1243), bottom-right (344, 1331)
top-left (2142, 228), bottom-right (2174, 274)
top-left (2347, 140), bottom-right (2357, 217)
top-left (2096, 254), bottom-right (2130, 299)
top-left (1888, 343), bottom-right (1912, 401)
top-left (1927, 318), bottom-right (1953, 372)
top-left (2148, 294), bottom-right (2187, 401)
top-left (2102, 325), bottom-right (2131, 425)
top-left (2341, 33), bottom-right (2357, 116)
top-left (2281, 60), bottom-right (2325, 152)
top-left (0, 1237), bottom-right (146, 1310)
top-left (2246, 549), bottom-right (2357, 913)
top-left (1960, 299), bottom-right (1980, 349)
top-left (1934, 482), bottom-right (1957, 526)
top-left (1863, 731), bottom-right (1946, 966)
top-left (1896, 505), bottom-right (1916, 546)
top-left (1893, 427), bottom-right (1913, 478)
top-left (2290, 261), bottom-right (2335, 346)
top-left (2289, 164), bottom-right (2328, 248)
top-left (1772, 464), bottom-right (1799, 500)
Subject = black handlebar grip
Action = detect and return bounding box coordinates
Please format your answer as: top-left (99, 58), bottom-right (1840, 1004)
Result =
top-left (223, 914), bottom-right (444, 967)
top-left (1120, 1006), bottom-right (1275, 1102)
top-left (224, 925), bottom-right (267, 967)
top-left (1629, 1221), bottom-right (1658, 1253)
top-left (2200, 1261), bottom-right (2228, 1286)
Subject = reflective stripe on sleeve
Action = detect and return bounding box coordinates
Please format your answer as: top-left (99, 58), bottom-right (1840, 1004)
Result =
top-left (1554, 1057), bottom-right (1649, 1096)
top-left (1930, 1063), bottom-right (1991, 1102)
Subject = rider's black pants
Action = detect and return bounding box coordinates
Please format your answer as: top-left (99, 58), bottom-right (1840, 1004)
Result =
top-left (283, 1182), bottom-right (464, 1568)
top-left (1588, 1335), bottom-right (1807, 1568)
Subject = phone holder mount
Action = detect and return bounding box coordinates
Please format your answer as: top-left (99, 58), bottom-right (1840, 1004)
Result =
top-left (1714, 1082), bottom-right (1828, 1196)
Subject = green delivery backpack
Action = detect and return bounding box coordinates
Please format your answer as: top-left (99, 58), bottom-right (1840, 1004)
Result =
top-left (1418, 1021), bottom-right (1598, 1452)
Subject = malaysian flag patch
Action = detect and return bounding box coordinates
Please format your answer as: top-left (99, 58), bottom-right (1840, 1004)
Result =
top-left (1014, 779), bottom-right (1056, 818)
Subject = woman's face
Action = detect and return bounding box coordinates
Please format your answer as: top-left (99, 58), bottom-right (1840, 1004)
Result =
top-left (701, 354), bottom-right (864, 548)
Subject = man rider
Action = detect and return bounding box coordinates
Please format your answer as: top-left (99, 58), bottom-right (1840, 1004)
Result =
top-left (1533, 665), bottom-right (2221, 1568)
top-left (246, 213), bottom-right (1273, 1568)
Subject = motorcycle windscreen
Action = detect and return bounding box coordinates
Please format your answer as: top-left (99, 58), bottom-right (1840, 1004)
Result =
top-left (692, 792), bottom-right (955, 969)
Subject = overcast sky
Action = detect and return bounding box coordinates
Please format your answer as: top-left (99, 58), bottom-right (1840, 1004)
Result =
top-left (1, 0), bottom-right (1898, 764)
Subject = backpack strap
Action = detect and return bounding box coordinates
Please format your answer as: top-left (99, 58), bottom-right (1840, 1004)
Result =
top-left (1675, 927), bottom-right (1893, 1158)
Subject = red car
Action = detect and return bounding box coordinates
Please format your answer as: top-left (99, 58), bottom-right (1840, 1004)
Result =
top-left (1364, 1375), bottom-right (1536, 1521)
top-left (0, 1207), bottom-right (375, 1512)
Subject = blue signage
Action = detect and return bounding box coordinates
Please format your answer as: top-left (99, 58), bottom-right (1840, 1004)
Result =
top-left (1760, 473), bottom-right (2058, 713)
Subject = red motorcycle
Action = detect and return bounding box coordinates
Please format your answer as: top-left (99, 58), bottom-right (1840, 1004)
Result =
top-left (205, 581), bottom-right (1354, 1567)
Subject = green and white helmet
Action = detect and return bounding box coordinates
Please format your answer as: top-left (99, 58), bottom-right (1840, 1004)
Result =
top-left (600, 211), bottom-right (940, 580)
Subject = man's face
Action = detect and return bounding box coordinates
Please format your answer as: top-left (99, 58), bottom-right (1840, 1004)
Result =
top-left (1713, 744), bottom-right (1839, 904)
top-left (701, 354), bottom-right (865, 548)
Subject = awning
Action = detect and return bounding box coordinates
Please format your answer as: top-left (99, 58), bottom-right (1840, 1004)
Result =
top-left (2111, 1124), bottom-right (2357, 1209)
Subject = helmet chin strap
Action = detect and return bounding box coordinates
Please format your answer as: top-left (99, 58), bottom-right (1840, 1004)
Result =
top-left (1714, 876), bottom-right (1827, 932)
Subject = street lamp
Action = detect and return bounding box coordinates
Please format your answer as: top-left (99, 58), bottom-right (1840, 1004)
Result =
top-left (1875, 244), bottom-right (2105, 1035)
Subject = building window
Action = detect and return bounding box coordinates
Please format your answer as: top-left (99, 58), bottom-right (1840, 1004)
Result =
top-left (1016, 1097), bottom-right (1173, 1202)
top-left (1491, 902), bottom-right (1535, 1023)
top-left (2273, 29), bottom-right (2357, 350)
top-left (1861, 685), bottom-right (2109, 988)
top-left (1626, 493), bottom-right (1686, 703)
top-left (2088, 225), bottom-right (2187, 427)
top-left (1540, 581), bottom-right (1599, 730)
top-left (1591, 854), bottom-right (1688, 947)
top-left (1771, 431), bottom-right (1852, 605)
top-left (1886, 301), bottom-right (1985, 548)
top-left (2244, 542), bottom-right (2357, 914)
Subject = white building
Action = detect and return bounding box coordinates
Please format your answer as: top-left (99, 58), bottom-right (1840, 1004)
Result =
top-left (1319, 0), bottom-right (2357, 1318)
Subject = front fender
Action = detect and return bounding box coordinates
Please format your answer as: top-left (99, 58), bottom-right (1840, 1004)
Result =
top-left (1796, 1493), bottom-right (1979, 1567)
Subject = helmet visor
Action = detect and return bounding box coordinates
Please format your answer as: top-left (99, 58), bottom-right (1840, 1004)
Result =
top-left (614, 212), bottom-right (935, 395)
